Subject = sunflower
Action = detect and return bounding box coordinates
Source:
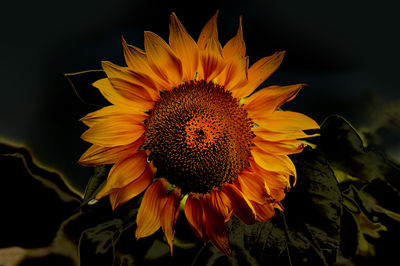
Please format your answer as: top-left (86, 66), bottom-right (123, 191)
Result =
top-left (79, 11), bottom-right (319, 256)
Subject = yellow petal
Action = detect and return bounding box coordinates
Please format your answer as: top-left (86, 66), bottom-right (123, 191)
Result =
top-left (222, 16), bottom-right (246, 59)
top-left (136, 178), bottom-right (169, 239)
top-left (144, 31), bottom-right (183, 86)
top-left (232, 51), bottom-right (285, 99)
top-left (81, 115), bottom-right (144, 147)
top-left (244, 84), bottom-right (305, 115)
top-left (237, 171), bottom-right (271, 204)
top-left (250, 158), bottom-right (293, 200)
top-left (197, 11), bottom-right (219, 50)
top-left (169, 13), bottom-right (199, 81)
top-left (217, 53), bottom-right (248, 91)
top-left (121, 37), bottom-right (152, 73)
top-left (79, 136), bottom-right (145, 166)
top-left (251, 146), bottom-right (296, 177)
top-left (95, 150), bottom-right (148, 198)
top-left (253, 136), bottom-right (306, 155)
top-left (253, 111), bottom-right (320, 132)
top-left (102, 61), bottom-right (160, 101)
top-left (80, 105), bottom-right (148, 127)
top-left (122, 37), bottom-right (171, 90)
top-left (109, 165), bottom-right (153, 210)
top-left (198, 38), bottom-right (226, 82)
top-left (161, 187), bottom-right (181, 255)
top-left (93, 78), bottom-right (151, 111)
top-left (253, 126), bottom-right (320, 141)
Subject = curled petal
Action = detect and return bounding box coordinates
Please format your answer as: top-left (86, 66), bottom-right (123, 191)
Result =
top-left (223, 183), bottom-right (256, 225)
top-left (237, 171), bottom-right (271, 204)
top-left (251, 146), bottom-right (296, 178)
top-left (161, 188), bottom-right (182, 255)
top-left (250, 158), bottom-right (292, 200)
top-left (144, 31), bottom-right (183, 86)
top-left (169, 13), bottom-right (199, 81)
top-left (232, 51), bottom-right (285, 99)
top-left (136, 178), bottom-right (169, 239)
top-left (251, 201), bottom-right (276, 221)
top-left (253, 126), bottom-right (320, 142)
top-left (109, 165), bottom-right (153, 210)
top-left (95, 150), bottom-right (148, 199)
top-left (254, 136), bottom-right (306, 155)
top-left (184, 193), bottom-right (206, 243)
top-left (244, 84), bottom-right (305, 115)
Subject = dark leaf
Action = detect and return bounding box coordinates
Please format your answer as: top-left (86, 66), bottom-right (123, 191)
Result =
top-left (219, 148), bottom-right (343, 266)
top-left (65, 70), bottom-right (109, 106)
top-left (81, 165), bottom-right (110, 206)
top-left (316, 115), bottom-right (400, 264)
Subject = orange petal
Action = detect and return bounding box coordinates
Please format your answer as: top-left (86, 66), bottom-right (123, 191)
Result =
top-left (232, 51), bottom-right (285, 99)
top-left (218, 54), bottom-right (248, 91)
top-left (223, 183), bottom-right (256, 225)
top-left (251, 201), bottom-right (276, 221)
top-left (253, 126), bottom-right (320, 142)
top-left (222, 16), bottom-right (246, 59)
top-left (169, 13), bottom-right (199, 81)
top-left (244, 84), bottom-right (305, 115)
top-left (253, 111), bottom-right (320, 132)
top-left (200, 193), bottom-right (232, 256)
top-left (136, 178), bottom-right (169, 239)
top-left (79, 136), bottom-right (145, 166)
top-left (251, 146), bottom-right (296, 177)
top-left (253, 136), bottom-right (306, 155)
top-left (102, 61), bottom-right (160, 101)
top-left (121, 37), bottom-right (152, 73)
top-left (95, 150), bottom-right (148, 198)
top-left (144, 31), bottom-right (183, 86)
top-left (197, 11), bottom-right (219, 50)
top-left (250, 158), bottom-right (292, 201)
top-left (108, 78), bottom-right (155, 110)
top-left (80, 105), bottom-right (148, 128)
top-left (109, 165), bottom-right (153, 210)
top-left (184, 193), bottom-right (206, 243)
top-left (161, 187), bottom-right (181, 255)
top-left (122, 37), bottom-right (171, 90)
top-left (198, 38), bottom-right (226, 82)
top-left (210, 189), bottom-right (232, 222)
top-left (81, 115), bottom-right (145, 147)
top-left (237, 171), bottom-right (271, 204)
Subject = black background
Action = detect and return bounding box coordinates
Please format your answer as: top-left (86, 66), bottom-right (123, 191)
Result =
top-left (1, 0), bottom-right (400, 192)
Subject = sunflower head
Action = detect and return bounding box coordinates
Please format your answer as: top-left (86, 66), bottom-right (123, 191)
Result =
top-left (79, 11), bottom-right (319, 256)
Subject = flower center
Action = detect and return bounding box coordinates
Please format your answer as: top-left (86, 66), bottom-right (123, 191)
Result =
top-left (144, 80), bottom-right (254, 194)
